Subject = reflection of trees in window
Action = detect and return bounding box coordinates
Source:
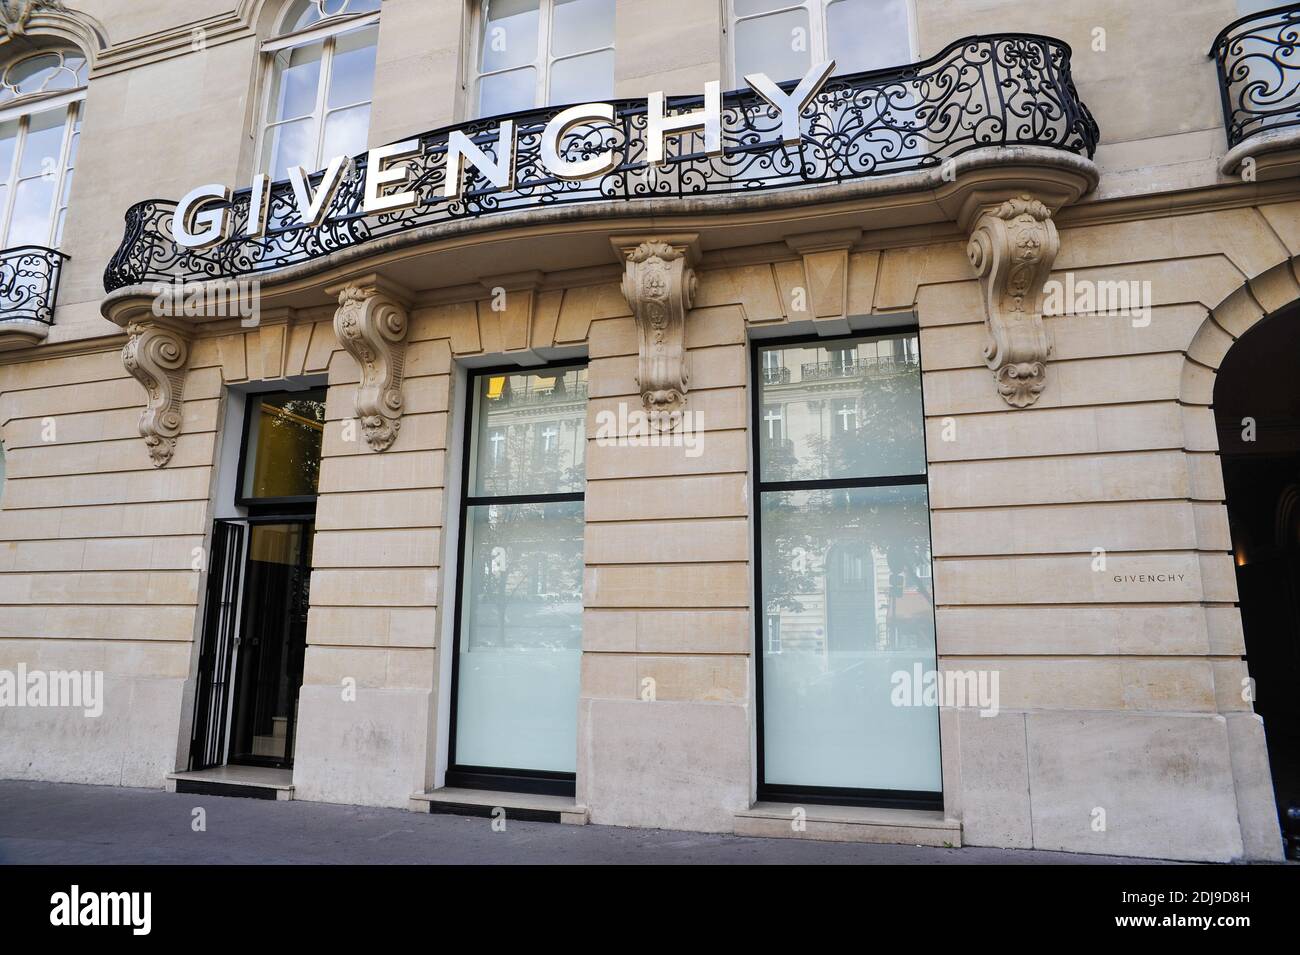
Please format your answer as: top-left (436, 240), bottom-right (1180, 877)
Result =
top-left (245, 392), bottom-right (325, 499)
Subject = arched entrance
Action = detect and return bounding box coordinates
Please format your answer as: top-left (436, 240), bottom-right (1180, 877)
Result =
top-left (1215, 299), bottom-right (1300, 858)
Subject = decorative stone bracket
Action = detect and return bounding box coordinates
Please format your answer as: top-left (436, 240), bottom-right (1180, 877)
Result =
top-left (331, 278), bottom-right (410, 451)
top-left (614, 235), bottom-right (698, 430)
top-left (966, 194), bottom-right (1059, 408)
top-left (122, 319), bottom-right (191, 468)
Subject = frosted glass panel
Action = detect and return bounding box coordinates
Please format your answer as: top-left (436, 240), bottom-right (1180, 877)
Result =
top-left (827, 0), bottom-right (910, 74)
top-left (734, 9), bottom-right (810, 84)
top-left (471, 366), bottom-right (587, 496)
top-left (479, 66), bottom-right (537, 116)
top-left (760, 484), bottom-right (939, 791)
top-left (550, 50), bottom-right (614, 106)
top-left (551, 0), bottom-right (615, 56)
top-left (757, 333), bottom-right (924, 482)
top-left (455, 501), bottom-right (584, 771)
top-left (480, 0), bottom-right (541, 73)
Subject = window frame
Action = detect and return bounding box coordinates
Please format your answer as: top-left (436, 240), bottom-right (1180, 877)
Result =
top-left (749, 327), bottom-right (942, 811)
top-left (723, 0), bottom-right (919, 88)
top-left (0, 50), bottom-right (86, 250)
top-left (446, 360), bottom-right (588, 797)
top-left (469, 0), bottom-right (616, 117)
top-left (254, 2), bottom-right (382, 179)
top-left (234, 386), bottom-right (328, 513)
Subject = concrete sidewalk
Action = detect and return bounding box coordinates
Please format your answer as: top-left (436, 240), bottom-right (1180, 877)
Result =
top-left (0, 780), bottom-right (1173, 865)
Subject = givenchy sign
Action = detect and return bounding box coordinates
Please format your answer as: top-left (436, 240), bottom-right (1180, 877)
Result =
top-left (171, 62), bottom-right (835, 250)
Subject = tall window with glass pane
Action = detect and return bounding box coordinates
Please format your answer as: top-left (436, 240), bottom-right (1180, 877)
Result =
top-left (259, 0), bottom-right (380, 181)
top-left (754, 332), bottom-right (940, 803)
top-left (729, 0), bottom-right (911, 84)
top-left (452, 366), bottom-right (587, 787)
top-left (475, 0), bottom-right (615, 117)
top-left (0, 48), bottom-right (85, 249)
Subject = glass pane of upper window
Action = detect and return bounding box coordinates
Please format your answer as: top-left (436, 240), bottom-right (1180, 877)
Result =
top-left (471, 367), bottom-right (587, 497)
top-left (757, 333), bottom-right (925, 483)
top-left (735, 0), bottom-right (797, 14)
top-left (760, 483), bottom-right (939, 792)
top-left (827, 0), bottom-right (909, 73)
top-left (264, 117), bottom-right (317, 180)
top-left (268, 42), bottom-right (324, 123)
top-left (0, 50), bottom-right (86, 103)
top-left (7, 175), bottom-right (55, 246)
top-left (19, 108), bottom-right (66, 179)
top-left (327, 24), bottom-right (378, 109)
top-left (551, 0), bottom-right (615, 57)
top-left (478, 66), bottom-right (537, 116)
top-left (240, 390), bottom-right (327, 500)
top-left (283, 0), bottom-right (381, 34)
top-left (549, 50), bottom-right (613, 105)
top-left (480, 0), bottom-right (541, 74)
top-left (734, 8), bottom-right (811, 84)
top-left (0, 119), bottom-right (17, 177)
top-left (321, 103), bottom-right (370, 159)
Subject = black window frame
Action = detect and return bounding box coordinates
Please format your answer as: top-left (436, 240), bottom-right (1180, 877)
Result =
top-left (446, 360), bottom-right (588, 797)
top-left (234, 386), bottom-right (328, 515)
top-left (750, 327), bottom-right (943, 811)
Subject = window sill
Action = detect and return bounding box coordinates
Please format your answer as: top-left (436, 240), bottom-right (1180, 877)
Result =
top-left (734, 801), bottom-right (961, 847)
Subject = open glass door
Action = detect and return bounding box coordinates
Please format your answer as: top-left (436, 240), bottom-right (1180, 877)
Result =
top-left (189, 387), bottom-right (325, 772)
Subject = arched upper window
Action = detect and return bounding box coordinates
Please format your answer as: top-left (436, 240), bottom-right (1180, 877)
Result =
top-left (258, 0), bottom-right (381, 181)
top-left (0, 46), bottom-right (86, 249)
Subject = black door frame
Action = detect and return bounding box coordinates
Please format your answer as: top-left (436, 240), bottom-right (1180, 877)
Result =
top-left (445, 361), bottom-right (586, 797)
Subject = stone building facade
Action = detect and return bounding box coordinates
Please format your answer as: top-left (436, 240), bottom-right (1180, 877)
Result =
top-left (0, 0), bottom-right (1295, 862)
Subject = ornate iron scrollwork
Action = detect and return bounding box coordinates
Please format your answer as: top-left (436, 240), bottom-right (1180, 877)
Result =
top-left (104, 34), bottom-right (1097, 292)
top-left (0, 245), bottom-right (68, 323)
top-left (1212, 4), bottom-right (1300, 149)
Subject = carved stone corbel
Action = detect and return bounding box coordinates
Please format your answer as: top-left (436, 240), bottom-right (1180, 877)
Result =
top-left (965, 194), bottom-right (1059, 408)
top-left (616, 238), bottom-right (698, 429)
top-left (331, 280), bottom-right (409, 451)
top-left (122, 320), bottom-right (191, 468)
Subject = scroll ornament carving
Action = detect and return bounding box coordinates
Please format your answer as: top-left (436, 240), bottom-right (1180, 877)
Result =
top-left (332, 283), bottom-right (409, 451)
top-left (122, 321), bottom-right (190, 468)
top-left (0, 1), bottom-right (67, 36)
top-left (620, 240), bottom-right (696, 430)
top-left (966, 194), bottom-right (1060, 408)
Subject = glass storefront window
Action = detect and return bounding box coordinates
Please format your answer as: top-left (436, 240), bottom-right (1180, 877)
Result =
top-left (452, 365), bottom-right (587, 783)
top-left (754, 332), bottom-right (940, 800)
top-left (240, 389), bottom-right (327, 502)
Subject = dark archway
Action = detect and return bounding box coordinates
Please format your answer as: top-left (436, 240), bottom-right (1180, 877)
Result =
top-left (1216, 300), bottom-right (1300, 856)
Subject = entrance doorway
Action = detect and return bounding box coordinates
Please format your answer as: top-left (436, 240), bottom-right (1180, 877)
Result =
top-left (189, 387), bottom-right (325, 772)
top-left (1215, 305), bottom-right (1300, 849)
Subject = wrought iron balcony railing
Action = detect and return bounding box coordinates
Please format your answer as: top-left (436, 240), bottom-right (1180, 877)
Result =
top-left (1, 245), bottom-right (69, 324)
top-left (799, 355), bottom-right (918, 381)
top-left (1212, 3), bottom-right (1300, 148)
top-left (104, 33), bottom-right (1097, 292)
